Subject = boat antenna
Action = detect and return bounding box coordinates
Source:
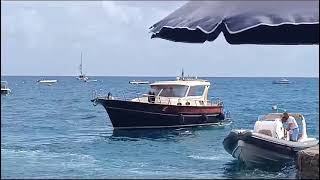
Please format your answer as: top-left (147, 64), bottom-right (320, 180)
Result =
top-left (181, 68), bottom-right (184, 80)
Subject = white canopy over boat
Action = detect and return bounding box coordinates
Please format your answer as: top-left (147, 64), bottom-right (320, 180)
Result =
top-left (130, 77), bottom-right (217, 107)
top-left (255, 113), bottom-right (312, 142)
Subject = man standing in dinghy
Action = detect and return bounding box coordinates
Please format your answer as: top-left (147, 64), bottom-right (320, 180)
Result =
top-left (281, 112), bottom-right (299, 141)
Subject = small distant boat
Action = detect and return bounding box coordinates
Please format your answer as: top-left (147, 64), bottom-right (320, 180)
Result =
top-left (78, 74), bottom-right (89, 81)
top-left (272, 78), bottom-right (290, 84)
top-left (37, 80), bottom-right (58, 83)
top-left (85, 79), bottom-right (98, 82)
top-left (1, 81), bottom-right (11, 95)
top-left (77, 52), bottom-right (89, 81)
top-left (129, 80), bottom-right (150, 84)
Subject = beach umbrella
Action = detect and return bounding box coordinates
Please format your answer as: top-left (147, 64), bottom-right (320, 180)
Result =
top-left (150, 1), bottom-right (319, 45)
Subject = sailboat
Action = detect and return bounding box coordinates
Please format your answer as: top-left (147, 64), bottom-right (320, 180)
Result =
top-left (77, 52), bottom-right (89, 81)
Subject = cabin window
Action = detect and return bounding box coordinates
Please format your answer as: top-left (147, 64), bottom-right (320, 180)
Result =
top-left (1, 82), bottom-right (7, 89)
top-left (151, 85), bottom-right (188, 97)
top-left (150, 86), bottom-right (162, 96)
top-left (187, 85), bottom-right (205, 96)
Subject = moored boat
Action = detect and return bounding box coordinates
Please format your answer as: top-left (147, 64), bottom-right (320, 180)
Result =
top-left (1, 81), bottom-right (11, 95)
top-left (77, 52), bottom-right (89, 81)
top-left (223, 112), bottom-right (318, 168)
top-left (86, 79), bottom-right (98, 82)
top-left (37, 79), bottom-right (58, 83)
top-left (272, 78), bottom-right (290, 84)
top-left (129, 80), bottom-right (150, 84)
top-left (92, 74), bottom-right (231, 129)
top-left (77, 74), bottom-right (88, 81)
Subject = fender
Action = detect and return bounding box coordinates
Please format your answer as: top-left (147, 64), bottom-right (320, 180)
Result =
top-left (201, 114), bottom-right (209, 123)
top-left (179, 114), bottom-right (185, 124)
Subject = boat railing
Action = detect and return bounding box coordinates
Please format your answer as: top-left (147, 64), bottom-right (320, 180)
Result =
top-left (207, 97), bottom-right (223, 106)
top-left (92, 90), bottom-right (127, 101)
top-left (225, 110), bottom-right (231, 119)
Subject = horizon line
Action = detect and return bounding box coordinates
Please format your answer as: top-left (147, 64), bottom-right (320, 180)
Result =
top-left (1, 75), bottom-right (319, 78)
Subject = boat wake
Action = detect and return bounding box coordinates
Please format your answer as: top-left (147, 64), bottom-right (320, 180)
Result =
top-left (1, 148), bottom-right (99, 164)
top-left (188, 154), bottom-right (227, 161)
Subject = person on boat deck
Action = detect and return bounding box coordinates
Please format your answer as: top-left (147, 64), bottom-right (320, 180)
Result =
top-left (281, 112), bottom-right (299, 142)
top-left (148, 91), bottom-right (155, 103)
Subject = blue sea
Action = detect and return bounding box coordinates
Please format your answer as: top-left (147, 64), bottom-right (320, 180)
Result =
top-left (1, 76), bottom-right (319, 179)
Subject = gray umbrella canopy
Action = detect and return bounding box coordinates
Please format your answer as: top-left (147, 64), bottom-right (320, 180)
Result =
top-left (150, 1), bottom-right (319, 45)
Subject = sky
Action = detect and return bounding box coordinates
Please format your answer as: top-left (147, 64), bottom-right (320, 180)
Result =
top-left (1, 1), bottom-right (319, 77)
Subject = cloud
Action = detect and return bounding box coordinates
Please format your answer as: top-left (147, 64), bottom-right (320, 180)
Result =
top-left (2, 4), bottom-right (46, 48)
top-left (101, 1), bottom-right (143, 24)
top-left (1, 1), bottom-right (318, 77)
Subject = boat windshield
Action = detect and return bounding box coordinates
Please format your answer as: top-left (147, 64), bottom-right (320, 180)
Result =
top-left (187, 85), bottom-right (205, 96)
top-left (151, 85), bottom-right (188, 97)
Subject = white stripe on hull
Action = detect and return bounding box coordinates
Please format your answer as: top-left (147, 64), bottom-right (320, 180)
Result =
top-left (113, 122), bottom-right (227, 130)
top-left (108, 106), bottom-right (220, 117)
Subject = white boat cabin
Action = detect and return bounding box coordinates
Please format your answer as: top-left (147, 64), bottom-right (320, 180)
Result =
top-left (131, 78), bottom-right (215, 106)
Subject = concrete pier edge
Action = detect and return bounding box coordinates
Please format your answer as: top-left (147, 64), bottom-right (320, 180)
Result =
top-left (296, 144), bottom-right (319, 179)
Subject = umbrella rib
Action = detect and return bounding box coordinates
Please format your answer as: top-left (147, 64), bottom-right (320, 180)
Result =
top-left (151, 20), bottom-right (224, 34)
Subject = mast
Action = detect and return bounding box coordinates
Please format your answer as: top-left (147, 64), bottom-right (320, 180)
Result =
top-left (79, 52), bottom-right (83, 75)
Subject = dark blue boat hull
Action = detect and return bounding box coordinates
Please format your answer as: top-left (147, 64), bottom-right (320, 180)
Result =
top-left (93, 98), bottom-right (228, 129)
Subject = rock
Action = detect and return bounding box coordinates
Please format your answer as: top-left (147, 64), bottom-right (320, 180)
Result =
top-left (297, 144), bottom-right (319, 179)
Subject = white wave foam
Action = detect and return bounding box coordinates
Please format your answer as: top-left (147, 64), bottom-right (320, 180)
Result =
top-left (188, 154), bottom-right (226, 161)
top-left (1, 148), bottom-right (99, 164)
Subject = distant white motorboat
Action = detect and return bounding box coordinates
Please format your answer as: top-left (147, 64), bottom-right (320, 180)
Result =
top-left (1, 81), bottom-right (11, 95)
top-left (85, 79), bottom-right (98, 82)
top-left (129, 80), bottom-right (150, 84)
top-left (272, 78), bottom-right (290, 84)
top-left (37, 80), bottom-right (58, 83)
